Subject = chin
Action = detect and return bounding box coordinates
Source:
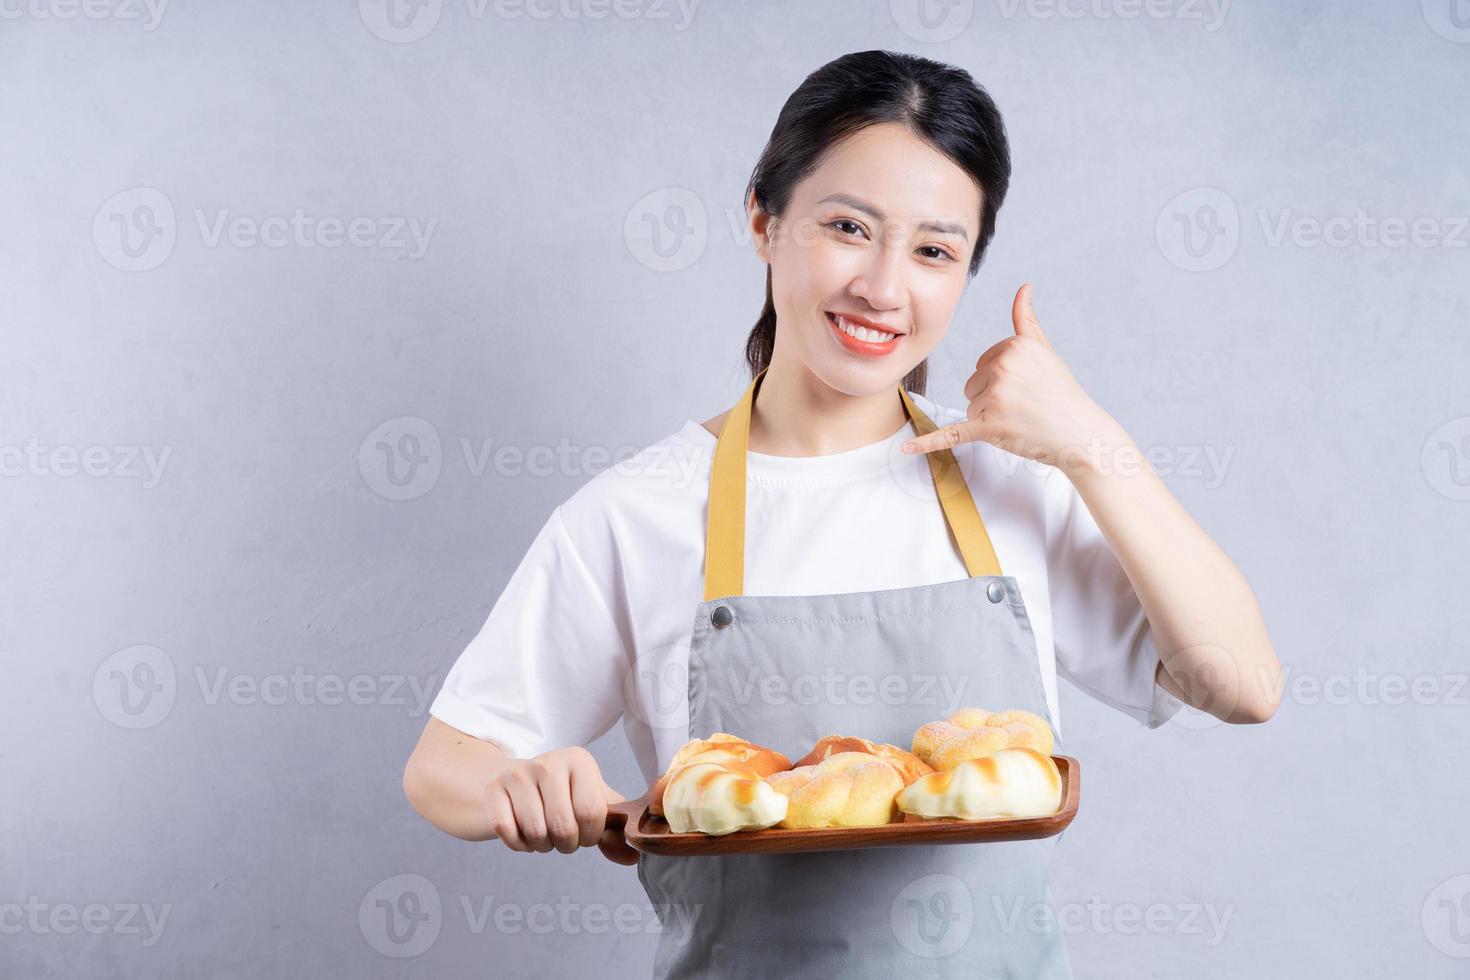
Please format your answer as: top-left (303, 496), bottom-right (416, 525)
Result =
top-left (805, 352), bottom-right (921, 398)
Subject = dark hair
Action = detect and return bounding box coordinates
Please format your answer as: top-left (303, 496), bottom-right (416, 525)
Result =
top-left (743, 50), bottom-right (1012, 396)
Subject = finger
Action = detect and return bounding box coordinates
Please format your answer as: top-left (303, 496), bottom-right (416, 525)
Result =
top-left (484, 782), bottom-right (528, 852)
top-left (901, 418), bottom-right (984, 456)
top-left (969, 337), bottom-right (1018, 391)
top-left (962, 367), bottom-right (996, 403)
top-left (1011, 283), bottom-right (1050, 346)
top-left (535, 764), bottom-right (583, 855)
top-left (973, 335), bottom-right (1011, 372)
top-left (503, 766), bottom-right (553, 853)
top-left (566, 760), bottom-right (609, 850)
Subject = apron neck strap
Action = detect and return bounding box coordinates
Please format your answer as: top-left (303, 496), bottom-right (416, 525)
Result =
top-left (704, 366), bottom-right (1003, 601)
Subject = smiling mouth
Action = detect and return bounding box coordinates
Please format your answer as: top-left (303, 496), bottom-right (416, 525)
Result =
top-left (826, 311), bottom-right (902, 355)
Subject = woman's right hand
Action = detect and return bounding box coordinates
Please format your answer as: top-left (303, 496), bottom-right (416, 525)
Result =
top-left (484, 745), bottom-right (640, 865)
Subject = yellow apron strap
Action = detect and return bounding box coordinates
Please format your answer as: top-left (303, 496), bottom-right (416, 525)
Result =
top-left (704, 367), bottom-right (1002, 601)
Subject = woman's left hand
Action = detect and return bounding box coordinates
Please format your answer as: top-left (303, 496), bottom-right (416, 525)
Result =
top-left (901, 284), bottom-right (1125, 474)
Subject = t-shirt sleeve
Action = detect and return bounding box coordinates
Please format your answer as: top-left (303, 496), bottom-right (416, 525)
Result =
top-left (1043, 467), bottom-right (1184, 729)
top-left (428, 505), bottom-right (630, 758)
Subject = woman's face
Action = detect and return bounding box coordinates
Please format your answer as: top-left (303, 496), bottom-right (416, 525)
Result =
top-left (755, 121), bottom-right (983, 396)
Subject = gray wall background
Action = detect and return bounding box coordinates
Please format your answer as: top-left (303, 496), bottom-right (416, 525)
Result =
top-left (4, 2), bottom-right (1468, 977)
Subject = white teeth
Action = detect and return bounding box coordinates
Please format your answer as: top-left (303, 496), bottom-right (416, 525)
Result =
top-left (833, 314), bottom-right (897, 344)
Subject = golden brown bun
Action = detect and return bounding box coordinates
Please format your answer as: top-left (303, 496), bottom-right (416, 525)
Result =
top-left (911, 721), bottom-right (964, 762)
top-left (897, 748), bottom-right (1063, 820)
top-left (648, 734), bottom-right (791, 816)
top-left (929, 727), bottom-right (1011, 770)
top-left (945, 708), bottom-right (994, 729)
top-left (794, 735), bottom-right (935, 786)
top-left (660, 763), bottom-right (788, 834)
top-left (765, 752), bottom-right (905, 828)
top-left (911, 708), bottom-right (1056, 769)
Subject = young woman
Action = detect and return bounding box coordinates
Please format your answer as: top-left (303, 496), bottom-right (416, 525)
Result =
top-left (404, 49), bottom-right (1280, 978)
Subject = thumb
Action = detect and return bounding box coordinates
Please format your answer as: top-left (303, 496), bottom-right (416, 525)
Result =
top-left (1012, 283), bottom-right (1050, 346)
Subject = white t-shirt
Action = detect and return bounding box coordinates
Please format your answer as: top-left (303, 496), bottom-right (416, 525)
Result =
top-left (430, 390), bottom-right (1184, 785)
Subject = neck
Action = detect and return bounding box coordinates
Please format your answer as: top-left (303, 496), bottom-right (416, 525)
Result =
top-left (747, 353), bottom-right (911, 457)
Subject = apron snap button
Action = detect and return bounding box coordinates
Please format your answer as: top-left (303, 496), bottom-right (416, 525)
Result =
top-left (712, 605), bottom-right (734, 629)
top-left (986, 582), bottom-right (1005, 604)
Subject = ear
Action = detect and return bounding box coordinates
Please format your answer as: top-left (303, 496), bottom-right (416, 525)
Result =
top-left (747, 191), bottom-right (775, 263)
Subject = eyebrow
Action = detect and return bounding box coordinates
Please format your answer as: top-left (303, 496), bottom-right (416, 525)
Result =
top-left (815, 193), bottom-right (971, 241)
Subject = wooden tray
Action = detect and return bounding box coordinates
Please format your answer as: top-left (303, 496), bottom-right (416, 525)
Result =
top-left (605, 755), bottom-right (1079, 856)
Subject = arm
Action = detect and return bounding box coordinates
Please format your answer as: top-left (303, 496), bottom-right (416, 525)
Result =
top-left (902, 283), bottom-right (1282, 724)
top-left (1066, 427), bottom-right (1282, 724)
top-left (403, 717), bottom-right (639, 863)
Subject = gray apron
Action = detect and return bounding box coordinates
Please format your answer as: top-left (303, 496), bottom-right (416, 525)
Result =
top-left (637, 368), bottom-right (1073, 979)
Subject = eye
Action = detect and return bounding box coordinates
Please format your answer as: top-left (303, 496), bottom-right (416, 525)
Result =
top-left (828, 218), bottom-right (868, 238)
top-left (918, 245), bottom-right (957, 262)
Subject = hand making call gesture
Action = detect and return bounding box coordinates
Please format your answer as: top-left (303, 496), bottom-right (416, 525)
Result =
top-left (901, 284), bottom-right (1128, 476)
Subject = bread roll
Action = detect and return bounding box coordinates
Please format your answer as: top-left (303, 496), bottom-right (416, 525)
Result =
top-left (794, 735), bottom-right (934, 785)
top-left (911, 721), bottom-right (963, 763)
top-left (897, 748), bottom-right (1063, 821)
top-left (765, 752), bottom-right (905, 828)
top-left (661, 763), bottom-right (788, 835)
top-left (912, 707), bottom-right (1056, 768)
top-left (648, 733), bottom-right (791, 816)
top-left (928, 726), bottom-right (1011, 770)
top-left (945, 707), bottom-right (994, 729)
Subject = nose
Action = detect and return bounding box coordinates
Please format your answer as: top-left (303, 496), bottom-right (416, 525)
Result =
top-left (848, 241), bottom-right (906, 311)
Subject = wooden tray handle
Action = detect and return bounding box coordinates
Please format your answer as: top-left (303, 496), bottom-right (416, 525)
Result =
top-left (604, 794), bottom-right (651, 839)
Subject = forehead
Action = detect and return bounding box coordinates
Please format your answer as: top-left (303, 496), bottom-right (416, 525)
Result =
top-left (790, 122), bottom-right (982, 233)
